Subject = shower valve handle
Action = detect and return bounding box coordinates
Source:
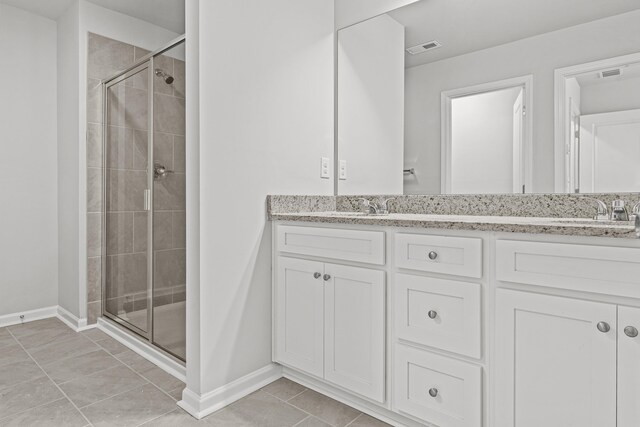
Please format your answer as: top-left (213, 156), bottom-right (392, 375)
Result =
top-left (154, 162), bottom-right (175, 179)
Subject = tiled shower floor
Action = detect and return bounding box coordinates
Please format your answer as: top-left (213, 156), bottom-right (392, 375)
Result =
top-left (0, 318), bottom-right (389, 426)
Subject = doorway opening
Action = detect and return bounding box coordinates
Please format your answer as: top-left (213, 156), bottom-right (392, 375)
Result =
top-left (441, 76), bottom-right (533, 194)
top-left (555, 53), bottom-right (640, 193)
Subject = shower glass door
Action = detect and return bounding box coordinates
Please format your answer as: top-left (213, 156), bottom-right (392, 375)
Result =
top-left (103, 63), bottom-right (153, 337)
top-left (150, 41), bottom-right (186, 360)
top-left (103, 38), bottom-right (186, 362)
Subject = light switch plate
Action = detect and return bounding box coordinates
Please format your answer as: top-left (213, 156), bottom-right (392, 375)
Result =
top-left (339, 160), bottom-right (347, 180)
top-left (321, 157), bottom-right (330, 179)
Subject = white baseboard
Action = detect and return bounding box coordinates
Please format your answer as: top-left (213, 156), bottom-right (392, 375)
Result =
top-left (283, 367), bottom-right (425, 427)
top-left (0, 306), bottom-right (58, 328)
top-left (56, 306), bottom-right (93, 332)
top-left (178, 363), bottom-right (283, 419)
top-left (97, 317), bottom-right (186, 381)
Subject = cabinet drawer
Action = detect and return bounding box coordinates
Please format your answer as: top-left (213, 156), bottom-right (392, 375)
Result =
top-left (396, 274), bottom-right (481, 358)
top-left (395, 234), bottom-right (482, 278)
top-left (496, 240), bottom-right (640, 298)
top-left (277, 225), bottom-right (385, 265)
top-left (394, 344), bottom-right (482, 427)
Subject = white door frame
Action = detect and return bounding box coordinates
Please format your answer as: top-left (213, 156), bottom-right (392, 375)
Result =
top-left (441, 75), bottom-right (533, 194)
top-left (553, 52), bottom-right (640, 192)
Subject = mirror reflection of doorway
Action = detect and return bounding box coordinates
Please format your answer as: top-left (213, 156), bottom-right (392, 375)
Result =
top-left (441, 76), bottom-right (532, 194)
top-left (556, 53), bottom-right (640, 193)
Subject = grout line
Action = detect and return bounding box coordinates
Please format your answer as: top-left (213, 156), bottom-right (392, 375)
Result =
top-left (344, 413), bottom-right (364, 427)
top-left (285, 389), bottom-right (309, 402)
top-left (0, 397), bottom-right (70, 423)
top-left (292, 415), bottom-right (313, 427)
top-left (283, 401), bottom-right (341, 427)
top-left (5, 329), bottom-right (95, 427)
top-left (133, 407), bottom-right (179, 427)
top-left (109, 351), bottom-right (186, 407)
top-left (263, 381), bottom-right (366, 427)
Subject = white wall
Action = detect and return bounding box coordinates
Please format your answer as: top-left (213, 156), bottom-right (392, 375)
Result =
top-left (57, 1), bottom-right (81, 317)
top-left (0, 5), bottom-right (58, 316)
top-left (404, 9), bottom-right (640, 194)
top-left (450, 88), bottom-right (520, 194)
top-left (335, 0), bottom-right (420, 29)
top-left (338, 14), bottom-right (405, 195)
top-left (185, 0), bottom-right (334, 404)
top-left (580, 75), bottom-right (640, 115)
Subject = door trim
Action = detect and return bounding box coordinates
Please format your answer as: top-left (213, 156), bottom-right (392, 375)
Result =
top-left (554, 51), bottom-right (640, 192)
top-left (440, 75), bottom-right (533, 194)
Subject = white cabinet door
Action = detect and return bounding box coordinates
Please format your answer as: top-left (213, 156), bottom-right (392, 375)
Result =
top-left (618, 305), bottom-right (640, 427)
top-left (324, 263), bottom-right (385, 402)
top-left (495, 289), bottom-right (616, 427)
top-left (275, 257), bottom-right (325, 378)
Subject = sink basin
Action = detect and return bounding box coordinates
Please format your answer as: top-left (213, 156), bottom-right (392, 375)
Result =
top-left (551, 219), bottom-right (634, 226)
top-left (324, 212), bottom-right (369, 216)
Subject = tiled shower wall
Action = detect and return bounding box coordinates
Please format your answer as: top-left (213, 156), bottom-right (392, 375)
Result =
top-left (86, 33), bottom-right (185, 325)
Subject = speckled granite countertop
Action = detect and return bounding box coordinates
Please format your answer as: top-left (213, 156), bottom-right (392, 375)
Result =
top-left (269, 211), bottom-right (638, 239)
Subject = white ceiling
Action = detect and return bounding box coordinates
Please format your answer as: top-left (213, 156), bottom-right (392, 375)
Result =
top-left (387, 0), bottom-right (640, 68)
top-left (0, 0), bottom-right (184, 33)
top-left (0, 0), bottom-right (75, 20)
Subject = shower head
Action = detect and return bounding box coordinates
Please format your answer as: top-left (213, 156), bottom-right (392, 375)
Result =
top-left (154, 68), bottom-right (174, 84)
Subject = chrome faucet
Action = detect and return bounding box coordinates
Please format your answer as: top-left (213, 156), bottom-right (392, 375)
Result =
top-left (358, 198), bottom-right (395, 215)
top-left (591, 199), bottom-right (609, 221)
top-left (611, 200), bottom-right (630, 221)
top-left (631, 201), bottom-right (640, 221)
top-left (590, 198), bottom-right (633, 221)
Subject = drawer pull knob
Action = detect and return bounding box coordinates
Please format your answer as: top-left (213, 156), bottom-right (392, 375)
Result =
top-left (597, 322), bottom-right (611, 333)
top-left (313, 272), bottom-right (321, 279)
top-left (428, 251), bottom-right (438, 260)
top-left (428, 388), bottom-right (438, 398)
top-left (428, 310), bottom-right (438, 319)
top-left (323, 274), bottom-right (331, 281)
top-left (624, 326), bottom-right (639, 338)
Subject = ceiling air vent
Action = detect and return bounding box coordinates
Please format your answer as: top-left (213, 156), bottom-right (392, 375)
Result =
top-left (406, 40), bottom-right (442, 55)
top-left (599, 68), bottom-right (623, 78)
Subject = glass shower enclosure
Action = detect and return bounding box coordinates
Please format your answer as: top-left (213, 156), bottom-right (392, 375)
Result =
top-left (101, 37), bottom-right (186, 362)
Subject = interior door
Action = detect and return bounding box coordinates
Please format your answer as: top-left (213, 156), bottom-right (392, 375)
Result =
top-left (275, 257), bottom-right (325, 378)
top-left (579, 109), bottom-right (640, 192)
top-left (324, 263), bottom-right (385, 402)
top-left (512, 88), bottom-right (524, 193)
top-left (568, 99), bottom-right (581, 193)
top-left (495, 289), bottom-right (616, 427)
top-left (618, 305), bottom-right (640, 427)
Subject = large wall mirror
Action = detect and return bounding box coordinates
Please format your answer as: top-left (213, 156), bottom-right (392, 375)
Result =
top-left (336, 0), bottom-right (640, 195)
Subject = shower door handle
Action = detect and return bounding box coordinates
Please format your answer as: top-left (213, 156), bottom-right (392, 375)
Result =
top-left (143, 189), bottom-right (151, 211)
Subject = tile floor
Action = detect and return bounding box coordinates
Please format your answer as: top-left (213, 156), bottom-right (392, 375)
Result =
top-left (0, 318), bottom-right (390, 427)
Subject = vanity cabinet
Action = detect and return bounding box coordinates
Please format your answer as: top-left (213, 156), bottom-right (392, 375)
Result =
top-left (273, 222), bottom-right (640, 427)
top-left (495, 289), bottom-right (617, 427)
top-left (617, 306), bottom-right (640, 427)
top-left (275, 255), bottom-right (386, 402)
top-left (495, 251), bottom-right (640, 427)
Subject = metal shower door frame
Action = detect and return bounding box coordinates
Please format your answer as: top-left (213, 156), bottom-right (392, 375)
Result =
top-left (101, 35), bottom-right (185, 360)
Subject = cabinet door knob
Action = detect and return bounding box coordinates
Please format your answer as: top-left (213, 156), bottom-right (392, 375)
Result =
top-left (428, 388), bottom-right (438, 398)
top-left (313, 272), bottom-right (321, 279)
top-left (624, 326), bottom-right (639, 338)
top-left (597, 321), bottom-right (611, 333)
top-left (323, 274), bottom-right (331, 281)
top-left (428, 310), bottom-right (438, 319)
top-left (428, 251), bottom-right (438, 260)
